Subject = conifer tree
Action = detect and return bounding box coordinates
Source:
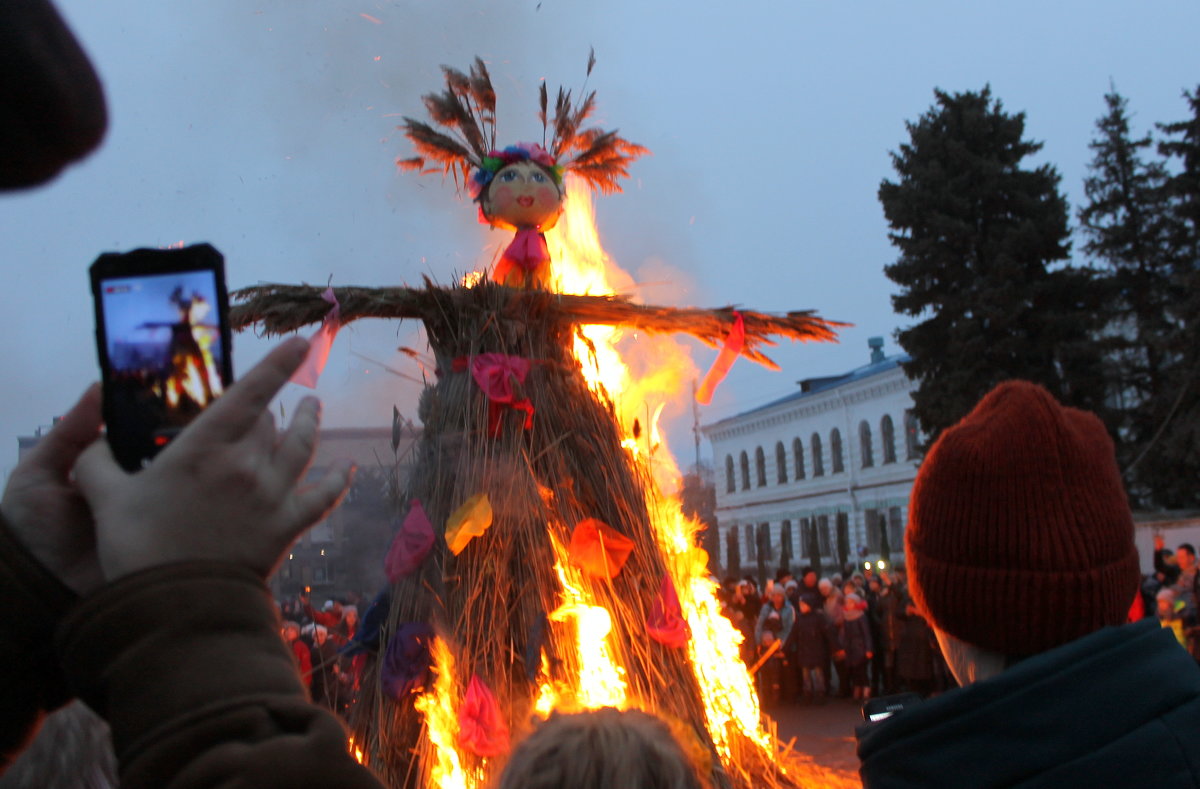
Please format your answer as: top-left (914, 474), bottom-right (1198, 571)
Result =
top-left (1133, 87), bottom-right (1200, 508)
top-left (880, 87), bottom-right (1105, 442)
top-left (1078, 88), bottom-right (1173, 502)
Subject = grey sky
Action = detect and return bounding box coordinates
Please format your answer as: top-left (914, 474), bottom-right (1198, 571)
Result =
top-left (3, 0), bottom-right (1198, 477)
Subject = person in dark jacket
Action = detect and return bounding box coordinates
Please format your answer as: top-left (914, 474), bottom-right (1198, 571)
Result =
top-left (791, 598), bottom-right (837, 704)
top-left (869, 577), bottom-right (902, 695)
top-left (895, 596), bottom-right (936, 697)
top-left (840, 593), bottom-right (873, 700)
top-left (857, 381), bottom-right (1200, 787)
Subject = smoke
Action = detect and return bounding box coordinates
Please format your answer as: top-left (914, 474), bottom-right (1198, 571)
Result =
top-left (192, 0), bottom-right (628, 432)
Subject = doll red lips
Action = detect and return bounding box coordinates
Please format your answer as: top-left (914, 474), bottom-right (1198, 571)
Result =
top-left (517, 196), bottom-right (534, 207)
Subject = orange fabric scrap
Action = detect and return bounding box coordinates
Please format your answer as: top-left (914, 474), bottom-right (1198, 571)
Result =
top-left (444, 492), bottom-right (493, 555)
top-left (567, 518), bottom-right (635, 579)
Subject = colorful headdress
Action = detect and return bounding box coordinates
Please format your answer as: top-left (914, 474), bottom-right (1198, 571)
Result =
top-left (468, 143), bottom-right (562, 200)
top-left (396, 53), bottom-right (647, 198)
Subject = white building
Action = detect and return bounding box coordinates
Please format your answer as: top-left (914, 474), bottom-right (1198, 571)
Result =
top-left (702, 338), bottom-right (920, 581)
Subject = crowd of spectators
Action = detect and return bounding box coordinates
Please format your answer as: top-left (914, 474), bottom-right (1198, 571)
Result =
top-left (722, 534), bottom-right (1200, 712)
top-left (719, 564), bottom-right (955, 708)
top-left (276, 591), bottom-right (365, 717)
top-left (1144, 537), bottom-right (1200, 662)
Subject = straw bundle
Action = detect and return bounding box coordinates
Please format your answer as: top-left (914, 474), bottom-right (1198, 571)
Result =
top-left (231, 281), bottom-right (845, 370)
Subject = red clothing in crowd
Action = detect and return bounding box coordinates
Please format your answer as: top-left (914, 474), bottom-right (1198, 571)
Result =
top-left (290, 639), bottom-right (312, 688)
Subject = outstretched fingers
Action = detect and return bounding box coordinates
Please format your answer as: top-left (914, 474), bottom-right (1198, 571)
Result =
top-left (188, 338), bottom-right (310, 445)
top-left (273, 396), bottom-right (322, 486)
top-left (281, 463), bottom-right (354, 544)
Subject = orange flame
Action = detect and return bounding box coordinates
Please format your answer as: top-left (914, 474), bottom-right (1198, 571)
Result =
top-left (541, 533), bottom-right (628, 713)
top-left (414, 637), bottom-right (480, 789)
top-left (347, 735), bottom-right (365, 765)
top-left (157, 324), bottom-right (224, 411)
top-left (546, 178), bottom-right (779, 766)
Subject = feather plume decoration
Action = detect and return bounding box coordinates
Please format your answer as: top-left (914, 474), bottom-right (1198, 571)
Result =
top-left (398, 52), bottom-right (644, 196)
top-left (469, 58), bottom-right (496, 115)
top-left (538, 82), bottom-right (549, 147)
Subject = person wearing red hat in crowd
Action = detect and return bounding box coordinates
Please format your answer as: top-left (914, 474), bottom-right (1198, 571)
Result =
top-left (280, 621), bottom-right (312, 691)
top-left (857, 380), bottom-right (1200, 787)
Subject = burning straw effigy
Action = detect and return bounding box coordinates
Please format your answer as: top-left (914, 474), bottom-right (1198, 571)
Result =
top-left (233, 282), bottom-right (849, 789)
top-left (230, 55), bottom-right (856, 789)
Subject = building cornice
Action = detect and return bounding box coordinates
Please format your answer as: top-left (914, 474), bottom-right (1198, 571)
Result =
top-left (704, 369), bottom-right (910, 442)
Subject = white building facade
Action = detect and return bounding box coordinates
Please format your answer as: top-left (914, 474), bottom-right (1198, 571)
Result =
top-left (702, 340), bottom-right (921, 580)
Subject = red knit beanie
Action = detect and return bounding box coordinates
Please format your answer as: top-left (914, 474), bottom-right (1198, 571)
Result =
top-left (905, 380), bottom-right (1139, 656)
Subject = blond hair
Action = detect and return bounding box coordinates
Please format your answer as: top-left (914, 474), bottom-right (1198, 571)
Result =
top-left (497, 708), bottom-right (703, 789)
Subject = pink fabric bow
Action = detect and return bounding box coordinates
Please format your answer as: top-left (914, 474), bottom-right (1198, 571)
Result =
top-left (470, 353), bottom-right (531, 402)
top-left (499, 229), bottom-right (551, 273)
top-left (384, 500), bottom-right (435, 582)
top-left (469, 353), bottom-right (535, 435)
top-left (456, 675), bottom-right (510, 757)
top-left (647, 574), bottom-right (690, 648)
top-left (291, 286), bottom-right (340, 388)
top-left (695, 312), bottom-right (744, 405)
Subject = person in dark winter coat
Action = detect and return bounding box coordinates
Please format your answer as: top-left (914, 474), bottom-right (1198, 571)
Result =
top-left (791, 598), bottom-right (837, 703)
top-left (895, 598), bottom-right (936, 697)
top-left (840, 593), bottom-right (873, 700)
top-left (869, 578), bottom-right (902, 696)
top-left (857, 381), bottom-right (1200, 788)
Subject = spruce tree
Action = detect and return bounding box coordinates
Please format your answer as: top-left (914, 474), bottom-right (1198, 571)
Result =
top-left (1135, 87), bottom-right (1200, 508)
top-left (1078, 88), bottom-right (1173, 504)
top-left (880, 87), bottom-right (1105, 441)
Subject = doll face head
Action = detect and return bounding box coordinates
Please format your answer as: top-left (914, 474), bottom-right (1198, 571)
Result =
top-left (481, 160), bottom-right (564, 230)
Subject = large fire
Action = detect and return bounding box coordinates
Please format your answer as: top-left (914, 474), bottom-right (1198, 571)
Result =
top-left (548, 178), bottom-right (775, 760)
top-left (417, 178), bottom-right (854, 788)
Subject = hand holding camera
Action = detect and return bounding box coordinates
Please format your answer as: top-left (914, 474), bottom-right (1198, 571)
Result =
top-left (74, 337), bottom-right (353, 581)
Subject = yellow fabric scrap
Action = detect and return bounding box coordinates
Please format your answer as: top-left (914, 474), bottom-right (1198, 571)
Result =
top-left (445, 493), bottom-right (493, 555)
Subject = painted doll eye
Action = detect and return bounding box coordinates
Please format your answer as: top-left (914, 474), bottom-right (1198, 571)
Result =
top-left (500, 170), bottom-right (520, 182)
top-left (530, 172), bottom-right (546, 183)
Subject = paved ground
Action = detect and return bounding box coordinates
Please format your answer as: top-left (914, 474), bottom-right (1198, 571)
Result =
top-left (767, 697), bottom-right (865, 785)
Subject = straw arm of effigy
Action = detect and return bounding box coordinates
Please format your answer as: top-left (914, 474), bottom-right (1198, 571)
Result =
top-left (230, 282), bottom-right (847, 369)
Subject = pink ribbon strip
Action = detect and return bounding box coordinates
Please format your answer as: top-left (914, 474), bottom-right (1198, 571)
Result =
top-left (290, 286), bottom-right (340, 388)
top-left (695, 312), bottom-right (744, 405)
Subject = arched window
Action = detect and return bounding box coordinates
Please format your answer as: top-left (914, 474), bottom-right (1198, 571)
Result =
top-left (904, 410), bottom-right (920, 460)
top-left (755, 447), bottom-right (767, 488)
top-left (775, 442), bottom-right (788, 484)
top-left (859, 420), bottom-right (874, 468)
top-left (739, 451), bottom-right (750, 491)
top-left (724, 454), bottom-right (735, 493)
top-left (811, 433), bottom-right (824, 476)
top-left (881, 414), bottom-right (896, 464)
top-left (792, 437), bottom-right (805, 480)
top-left (830, 428), bottom-right (844, 473)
